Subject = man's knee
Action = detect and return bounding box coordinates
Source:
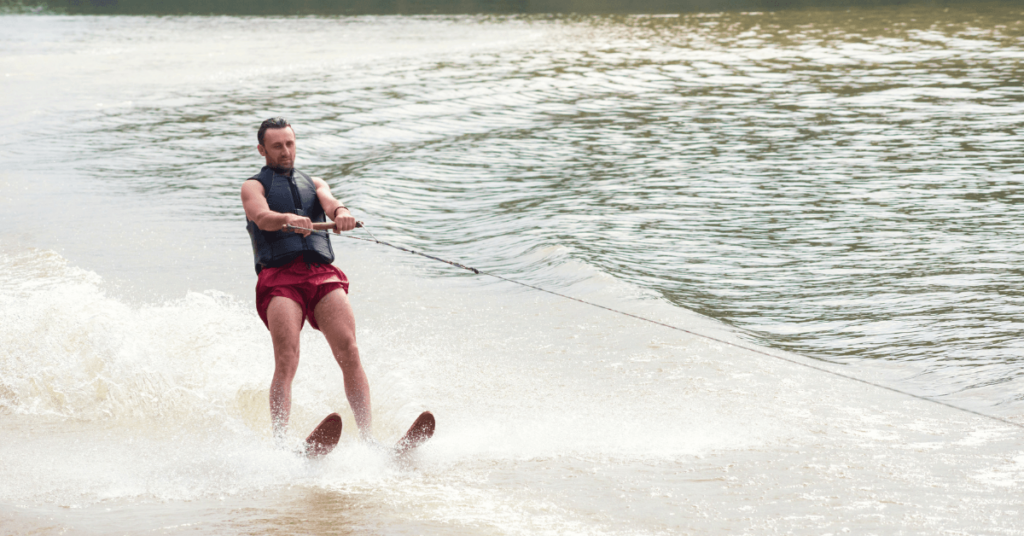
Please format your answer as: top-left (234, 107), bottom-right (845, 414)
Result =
top-left (274, 347), bottom-right (301, 378)
top-left (333, 334), bottom-right (361, 369)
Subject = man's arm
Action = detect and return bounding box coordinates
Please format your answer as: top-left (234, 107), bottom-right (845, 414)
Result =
top-left (313, 177), bottom-right (357, 233)
top-left (241, 180), bottom-right (313, 237)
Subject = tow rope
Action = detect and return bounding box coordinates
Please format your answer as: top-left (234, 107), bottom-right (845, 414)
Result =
top-left (285, 222), bottom-right (1024, 431)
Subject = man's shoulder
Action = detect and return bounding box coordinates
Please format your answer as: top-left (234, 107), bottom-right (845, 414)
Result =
top-left (245, 167), bottom-right (274, 187)
top-left (242, 168), bottom-right (272, 195)
top-left (293, 169), bottom-right (325, 188)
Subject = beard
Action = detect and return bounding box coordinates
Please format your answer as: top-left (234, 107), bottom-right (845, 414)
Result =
top-left (267, 156), bottom-right (294, 174)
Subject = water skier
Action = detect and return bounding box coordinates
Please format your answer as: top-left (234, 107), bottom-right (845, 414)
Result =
top-left (240, 117), bottom-right (372, 443)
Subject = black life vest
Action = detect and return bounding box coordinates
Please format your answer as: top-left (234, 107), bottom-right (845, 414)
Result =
top-left (245, 166), bottom-right (335, 274)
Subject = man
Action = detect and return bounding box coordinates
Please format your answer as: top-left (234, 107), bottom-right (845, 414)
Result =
top-left (241, 117), bottom-right (372, 442)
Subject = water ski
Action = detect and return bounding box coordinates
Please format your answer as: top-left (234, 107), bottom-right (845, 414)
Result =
top-left (303, 413), bottom-right (342, 458)
top-left (394, 411), bottom-right (435, 456)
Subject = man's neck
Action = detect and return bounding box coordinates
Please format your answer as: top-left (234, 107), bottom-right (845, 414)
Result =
top-left (270, 165), bottom-right (293, 176)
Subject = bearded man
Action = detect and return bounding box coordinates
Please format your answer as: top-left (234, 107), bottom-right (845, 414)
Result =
top-left (240, 117), bottom-right (371, 442)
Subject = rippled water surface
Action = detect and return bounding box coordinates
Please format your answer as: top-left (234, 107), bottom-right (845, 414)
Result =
top-left (2, 6), bottom-right (1024, 534)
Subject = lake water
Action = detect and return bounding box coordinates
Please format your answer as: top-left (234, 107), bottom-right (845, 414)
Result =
top-left (2, 6), bottom-right (1023, 534)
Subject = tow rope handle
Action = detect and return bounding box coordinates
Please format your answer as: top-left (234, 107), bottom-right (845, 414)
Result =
top-left (285, 221), bottom-right (364, 233)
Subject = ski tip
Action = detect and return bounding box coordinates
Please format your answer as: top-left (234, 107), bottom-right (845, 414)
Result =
top-left (395, 411), bottom-right (435, 456)
top-left (303, 412), bottom-right (343, 458)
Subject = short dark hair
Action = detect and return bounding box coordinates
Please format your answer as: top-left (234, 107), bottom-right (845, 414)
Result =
top-left (258, 117), bottom-right (292, 145)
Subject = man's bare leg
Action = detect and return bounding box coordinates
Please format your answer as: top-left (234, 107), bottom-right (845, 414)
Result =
top-left (266, 296), bottom-right (305, 440)
top-left (313, 289), bottom-right (373, 439)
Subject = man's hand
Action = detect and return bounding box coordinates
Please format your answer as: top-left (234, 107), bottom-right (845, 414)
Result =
top-left (283, 214), bottom-right (314, 237)
top-left (333, 207), bottom-right (357, 233)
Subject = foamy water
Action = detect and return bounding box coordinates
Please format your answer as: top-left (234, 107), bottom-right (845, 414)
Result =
top-left (3, 246), bottom-right (1021, 534)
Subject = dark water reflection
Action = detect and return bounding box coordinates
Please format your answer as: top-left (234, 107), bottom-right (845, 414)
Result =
top-left (42, 0), bottom-right (956, 15)
top-left (54, 6), bottom-right (1024, 407)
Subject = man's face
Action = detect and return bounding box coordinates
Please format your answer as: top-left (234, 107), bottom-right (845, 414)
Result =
top-left (258, 126), bottom-right (296, 169)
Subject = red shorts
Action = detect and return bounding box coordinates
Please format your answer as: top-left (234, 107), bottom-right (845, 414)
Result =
top-left (256, 257), bottom-right (349, 331)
